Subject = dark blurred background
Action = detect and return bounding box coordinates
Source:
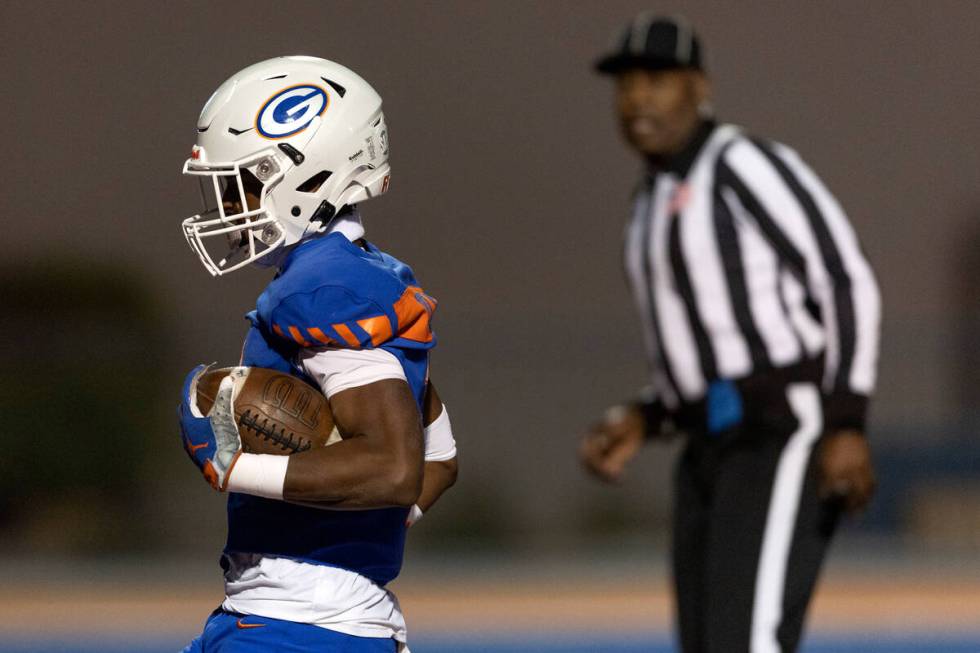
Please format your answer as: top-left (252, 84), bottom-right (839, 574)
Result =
top-left (1, 1), bottom-right (978, 644)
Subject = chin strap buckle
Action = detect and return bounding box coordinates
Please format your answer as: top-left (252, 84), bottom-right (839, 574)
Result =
top-left (310, 200), bottom-right (336, 225)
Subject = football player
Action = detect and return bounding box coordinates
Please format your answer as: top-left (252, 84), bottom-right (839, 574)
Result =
top-left (176, 56), bottom-right (458, 653)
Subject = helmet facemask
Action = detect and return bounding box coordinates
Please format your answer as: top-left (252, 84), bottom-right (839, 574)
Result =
top-left (182, 149), bottom-right (287, 276)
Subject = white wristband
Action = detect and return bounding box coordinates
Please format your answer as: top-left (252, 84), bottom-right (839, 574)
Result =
top-left (225, 453), bottom-right (288, 500)
top-left (406, 504), bottom-right (424, 526)
top-left (424, 404), bottom-right (457, 462)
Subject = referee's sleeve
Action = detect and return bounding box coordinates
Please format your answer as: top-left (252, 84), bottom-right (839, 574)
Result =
top-left (719, 138), bottom-right (881, 433)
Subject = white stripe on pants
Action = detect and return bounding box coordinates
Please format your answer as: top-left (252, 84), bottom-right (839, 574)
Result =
top-left (750, 383), bottom-right (823, 653)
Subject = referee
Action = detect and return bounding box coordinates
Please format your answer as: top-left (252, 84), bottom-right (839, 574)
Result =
top-left (578, 14), bottom-right (880, 653)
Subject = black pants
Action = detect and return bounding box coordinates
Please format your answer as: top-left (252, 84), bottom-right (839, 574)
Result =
top-left (672, 382), bottom-right (840, 653)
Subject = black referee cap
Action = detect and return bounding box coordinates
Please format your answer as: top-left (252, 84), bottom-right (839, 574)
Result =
top-left (595, 13), bottom-right (704, 74)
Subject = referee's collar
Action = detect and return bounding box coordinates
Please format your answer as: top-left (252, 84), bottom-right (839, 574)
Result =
top-left (648, 120), bottom-right (716, 178)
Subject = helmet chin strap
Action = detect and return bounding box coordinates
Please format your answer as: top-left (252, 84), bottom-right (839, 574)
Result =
top-left (310, 200), bottom-right (337, 226)
top-left (304, 204), bottom-right (364, 240)
top-left (218, 243), bottom-right (248, 270)
top-left (217, 230), bottom-right (251, 270)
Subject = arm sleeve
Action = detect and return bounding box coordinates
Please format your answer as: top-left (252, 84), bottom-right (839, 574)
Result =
top-left (422, 405), bottom-right (457, 462)
top-left (299, 347), bottom-right (407, 399)
top-left (300, 348), bottom-right (456, 461)
top-left (720, 139), bottom-right (881, 432)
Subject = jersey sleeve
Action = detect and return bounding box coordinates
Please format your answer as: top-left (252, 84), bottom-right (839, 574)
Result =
top-left (266, 283), bottom-right (437, 353)
top-left (266, 285), bottom-right (390, 349)
top-left (240, 311), bottom-right (299, 373)
top-left (719, 138), bottom-right (881, 432)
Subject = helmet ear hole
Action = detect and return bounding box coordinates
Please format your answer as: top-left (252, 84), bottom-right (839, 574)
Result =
top-left (296, 170), bottom-right (332, 193)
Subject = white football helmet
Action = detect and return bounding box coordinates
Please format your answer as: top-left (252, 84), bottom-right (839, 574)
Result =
top-left (181, 56), bottom-right (391, 275)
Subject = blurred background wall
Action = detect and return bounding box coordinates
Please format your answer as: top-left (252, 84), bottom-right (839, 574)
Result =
top-left (1, 0), bottom-right (978, 570)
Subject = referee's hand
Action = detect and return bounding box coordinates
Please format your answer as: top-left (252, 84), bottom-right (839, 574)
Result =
top-left (579, 405), bottom-right (646, 483)
top-left (818, 430), bottom-right (876, 514)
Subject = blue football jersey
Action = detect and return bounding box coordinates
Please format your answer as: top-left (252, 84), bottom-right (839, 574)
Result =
top-left (224, 232), bottom-right (437, 586)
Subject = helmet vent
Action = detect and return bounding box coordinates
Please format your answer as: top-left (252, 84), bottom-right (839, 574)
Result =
top-left (264, 74), bottom-right (288, 80)
top-left (296, 170), bottom-right (332, 193)
top-left (321, 77), bottom-right (346, 97)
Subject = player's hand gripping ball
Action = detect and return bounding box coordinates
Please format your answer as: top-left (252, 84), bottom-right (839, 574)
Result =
top-left (178, 364), bottom-right (245, 491)
top-left (178, 365), bottom-right (338, 491)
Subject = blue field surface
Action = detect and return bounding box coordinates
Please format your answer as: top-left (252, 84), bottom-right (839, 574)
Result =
top-left (4, 634), bottom-right (979, 653)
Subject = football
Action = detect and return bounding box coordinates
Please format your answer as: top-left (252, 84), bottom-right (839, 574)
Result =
top-left (196, 367), bottom-right (340, 454)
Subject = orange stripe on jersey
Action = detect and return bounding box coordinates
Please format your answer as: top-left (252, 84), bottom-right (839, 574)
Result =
top-left (273, 324), bottom-right (286, 338)
top-left (357, 315), bottom-right (394, 347)
top-left (308, 327), bottom-right (335, 346)
top-left (332, 323), bottom-right (361, 348)
top-left (393, 286), bottom-right (436, 343)
top-left (287, 325), bottom-right (311, 347)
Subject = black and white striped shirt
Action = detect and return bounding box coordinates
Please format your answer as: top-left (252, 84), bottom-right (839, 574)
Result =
top-left (624, 122), bottom-right (880, 431)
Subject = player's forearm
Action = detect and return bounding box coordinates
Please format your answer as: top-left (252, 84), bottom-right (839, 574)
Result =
top-left (416, 457), bottom-right (458, 513)
top-left (282, 435), bottom-right (423, 507)
top-left (275, 378), bottom-right (425, 507)
top-left (228, 379), bottom-right (427, 507)
top-left (415, 379), bottom-right (458, 512)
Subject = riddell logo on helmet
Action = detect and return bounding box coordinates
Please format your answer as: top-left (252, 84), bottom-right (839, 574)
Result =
top-left (255, 85), bottom-right (329, 139)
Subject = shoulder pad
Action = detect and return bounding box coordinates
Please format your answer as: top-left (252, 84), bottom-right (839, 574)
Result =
top-left (257, 236), bottom-right (438, 351)
top-left (268, 283), bottom-right (437, 351)
top-left (268, 285), bottom-right (386, 349)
